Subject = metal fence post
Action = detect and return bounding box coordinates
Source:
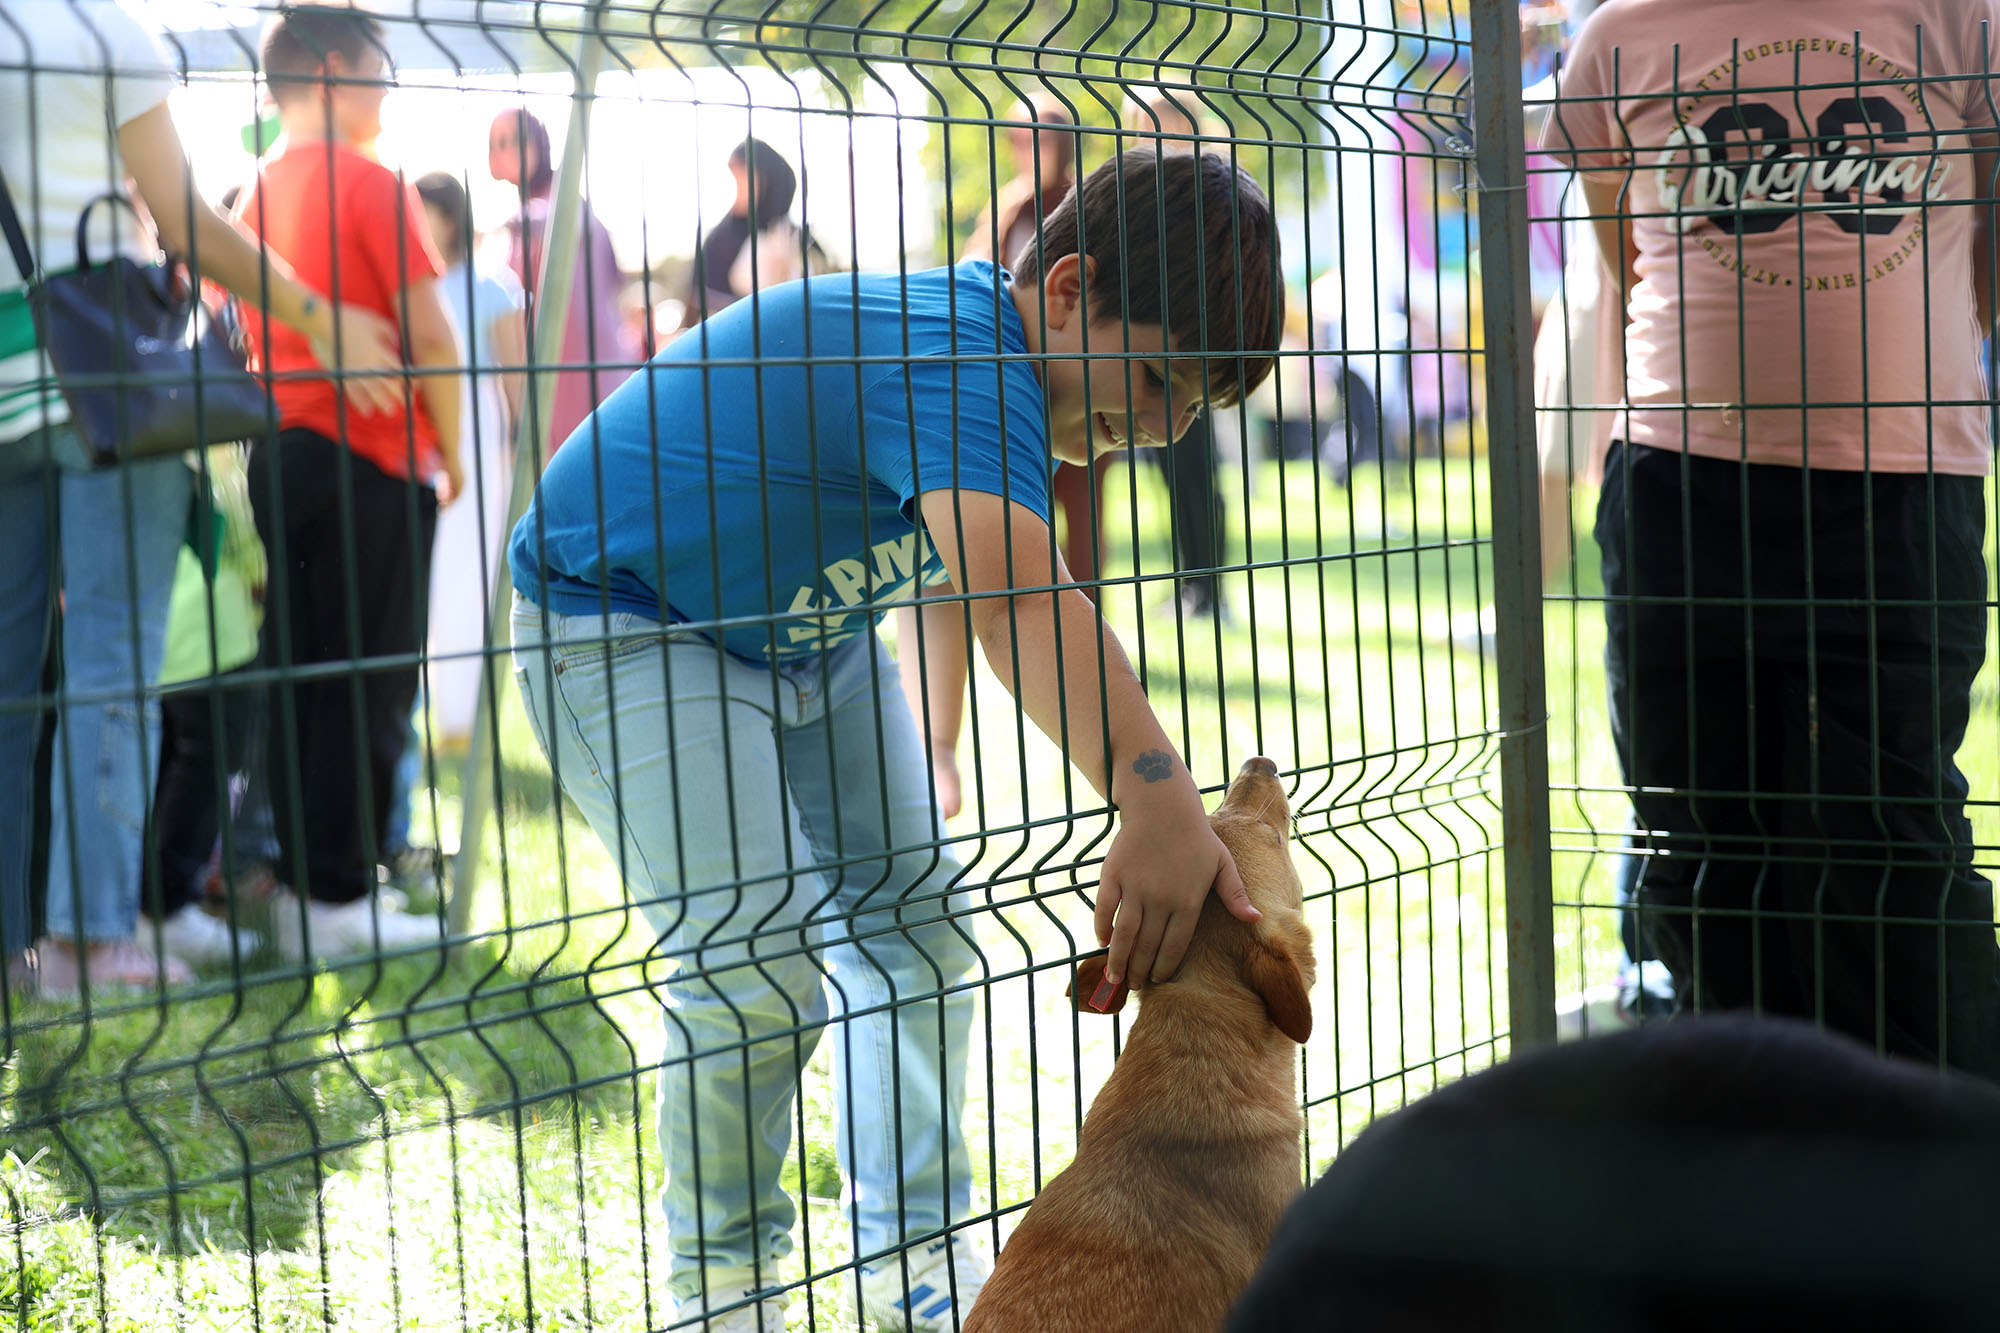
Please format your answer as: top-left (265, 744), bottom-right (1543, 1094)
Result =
top-left (1468, 0), bottom-right (1557, 1049)
top-left (448, 3), bottom-right (612, 940)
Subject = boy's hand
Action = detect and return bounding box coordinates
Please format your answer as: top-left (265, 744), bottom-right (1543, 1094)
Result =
top-left (1095, 767), bottom-right (1259, 986)
top-left (436, 454), bottom-right (465, 509)
top-left (304, 302), bottom-right (404, 417)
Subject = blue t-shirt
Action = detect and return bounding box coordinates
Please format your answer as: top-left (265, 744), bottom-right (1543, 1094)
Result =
top-left (509, 261), bottom-right (1051, 663)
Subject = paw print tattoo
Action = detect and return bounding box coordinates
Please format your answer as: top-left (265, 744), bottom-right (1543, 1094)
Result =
top-left (1132, 750), bottom-right (1174, 783)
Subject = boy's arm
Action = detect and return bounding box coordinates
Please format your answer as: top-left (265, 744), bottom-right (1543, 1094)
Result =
top-left (117, 103), bottom-right (401, 416)
top-left (400, 277), bottom-right (465, 504)
top-left (919, 487), bottom-right (1259, 987)
top-left (894, 597), bottom-right (971, 820)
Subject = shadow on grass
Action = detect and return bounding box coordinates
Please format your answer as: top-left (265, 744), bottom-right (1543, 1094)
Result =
top-left (3, 938), bottom-right (643, 1256)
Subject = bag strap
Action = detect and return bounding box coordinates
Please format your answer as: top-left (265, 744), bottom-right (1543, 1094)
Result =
top-left (72, 193), bottom-right (146, 272)
top-left (0, 163), bottom-right (36, 284)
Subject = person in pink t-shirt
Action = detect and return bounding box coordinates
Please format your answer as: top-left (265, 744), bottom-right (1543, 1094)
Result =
top-left (1547, 0), bottom-right (2000, 1078)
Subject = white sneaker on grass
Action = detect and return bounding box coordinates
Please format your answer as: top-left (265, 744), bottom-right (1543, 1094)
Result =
top-left (149, 904), bottom-right (259, 966)
top-left (267, 887), bottom-right (441, 963)
top-left (671, 1270), bottom-right (791, 1332)
top-left (859, 1236), bottom-right (989, 1332)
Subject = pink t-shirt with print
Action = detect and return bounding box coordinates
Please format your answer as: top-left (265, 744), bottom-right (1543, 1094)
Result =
top-left (1544, 0), bottom-right (2000, 475)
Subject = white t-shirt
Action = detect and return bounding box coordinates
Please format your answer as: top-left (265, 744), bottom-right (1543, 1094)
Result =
top-left (443, 260), bottom-right (523, 371)
top-left (440, 257), bottom-right (524, 455)
top-left (0, 0), bottom-right (176, 442)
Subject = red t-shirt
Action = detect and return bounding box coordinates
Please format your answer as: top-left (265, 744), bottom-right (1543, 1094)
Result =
top-left (234, 141), bottom-right (445, 481)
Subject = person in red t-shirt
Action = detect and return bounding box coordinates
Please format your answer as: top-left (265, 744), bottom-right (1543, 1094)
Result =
top-left (233, 6), bottom-right (463, 960)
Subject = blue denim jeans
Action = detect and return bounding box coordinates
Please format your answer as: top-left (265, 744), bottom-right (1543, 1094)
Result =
top-left (0, 433), bottom-right (192, 945)
top-left (511, 598), bottom-right (977, 1300)
top-left (384, 708), bottom-right (419, 856)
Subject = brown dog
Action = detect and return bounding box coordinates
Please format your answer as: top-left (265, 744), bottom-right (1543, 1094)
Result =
top-left (964, 757), bottom-right (1315, 1333)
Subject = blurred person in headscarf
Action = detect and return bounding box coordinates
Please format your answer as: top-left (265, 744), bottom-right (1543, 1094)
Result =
top-left (488, 107), bottom-right (635, 455)
top-left (683, 136), bottom-right (829, 326)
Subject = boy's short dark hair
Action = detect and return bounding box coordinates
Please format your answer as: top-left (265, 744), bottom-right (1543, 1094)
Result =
top-left (1010, 150), bottom-right (1282, 408)
top-left (262, 4), bottom-right (386, 104)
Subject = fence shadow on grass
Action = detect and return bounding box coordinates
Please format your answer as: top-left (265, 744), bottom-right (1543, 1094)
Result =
top-left (4, 937), bottom-right (642, 1256)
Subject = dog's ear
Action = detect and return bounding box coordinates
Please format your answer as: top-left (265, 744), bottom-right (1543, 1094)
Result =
top-left (1242, 935), bottom-right (1312, 1043)
top-left (1069, 953), bottom-right (1129, 1015)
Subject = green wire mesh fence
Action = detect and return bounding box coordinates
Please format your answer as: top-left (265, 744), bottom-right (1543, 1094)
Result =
top-left (0, 1), bottom-right (1540, 1328)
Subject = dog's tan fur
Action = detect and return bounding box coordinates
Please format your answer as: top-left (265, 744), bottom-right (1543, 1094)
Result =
top-left (964, 759), bottom-right (1316, 1333)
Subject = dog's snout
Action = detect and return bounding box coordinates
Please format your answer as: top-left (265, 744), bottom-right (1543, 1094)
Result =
top-left (1218, 756), bottom-right (1291, 831)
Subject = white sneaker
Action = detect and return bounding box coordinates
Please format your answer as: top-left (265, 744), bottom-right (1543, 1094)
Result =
top-left (149, 904), bottom-right (260, 966)
top-left (671, 1272), bottom-right (791, 1332)
top-left (859, 1236), bottom-right (989, 1332)
top-left (268, 887), bottom-right (441, 963)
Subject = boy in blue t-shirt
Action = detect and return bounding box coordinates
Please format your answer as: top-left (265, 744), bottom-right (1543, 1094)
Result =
top-left (509, 149), bottom-right (1281, 1332)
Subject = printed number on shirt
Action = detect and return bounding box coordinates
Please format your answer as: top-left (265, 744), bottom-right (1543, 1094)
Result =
top-left (1656, 98), bottom-right (1939, 237)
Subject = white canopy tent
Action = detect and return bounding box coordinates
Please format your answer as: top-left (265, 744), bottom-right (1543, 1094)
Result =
top-left (153, 1), bottom-right (603, 78)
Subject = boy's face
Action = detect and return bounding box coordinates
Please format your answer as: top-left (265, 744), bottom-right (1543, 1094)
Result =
top-left (1032, 254), bottom-right (1205, 467)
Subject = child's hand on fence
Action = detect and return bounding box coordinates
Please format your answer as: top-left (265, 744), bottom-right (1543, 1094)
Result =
top-left (1096, 771), bottom-right (1259, 986)
top-left (305, 302), bottom-right (404, 417)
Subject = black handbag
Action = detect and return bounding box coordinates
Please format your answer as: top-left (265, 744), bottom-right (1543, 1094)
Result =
top-left (0, 165), bottom-right (270, 465)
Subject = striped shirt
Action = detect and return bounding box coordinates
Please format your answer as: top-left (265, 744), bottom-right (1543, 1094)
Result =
top-left (0, 2), bottom-right (176, 443)
top-left (0, 286), bottom-right (55, 441)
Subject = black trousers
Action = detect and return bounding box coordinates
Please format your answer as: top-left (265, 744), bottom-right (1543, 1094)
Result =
top-left (248, 430), bottom-right (437, 904)
top-left (150, 669), bottom-right (262, 918)
top-left (1599, 441), bottom-right (2000, 1079)
top-left (1140, 414), bottom-right (1225, 606)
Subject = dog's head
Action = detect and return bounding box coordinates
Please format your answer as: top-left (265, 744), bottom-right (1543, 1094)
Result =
top-left (1071, 757), bottom-right (1316, 1043)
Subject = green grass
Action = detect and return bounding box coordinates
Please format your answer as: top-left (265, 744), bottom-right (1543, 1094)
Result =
top-left (2, 452), bottom-right (1605, 1330)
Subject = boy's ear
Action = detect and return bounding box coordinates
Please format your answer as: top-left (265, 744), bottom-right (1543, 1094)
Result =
top-left (1241, 935), bottom-right (1312, 1043)
top-left (1069, 953), bottom-right (1128, 1016)
top-left (1040, 252), bottom-right (1094, 332)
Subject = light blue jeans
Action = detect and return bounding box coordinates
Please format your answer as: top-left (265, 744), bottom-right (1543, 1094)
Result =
top-left (0, 431), bottom-right (191, 946)
top-left (511, 598), bottom-right (978, 1301)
